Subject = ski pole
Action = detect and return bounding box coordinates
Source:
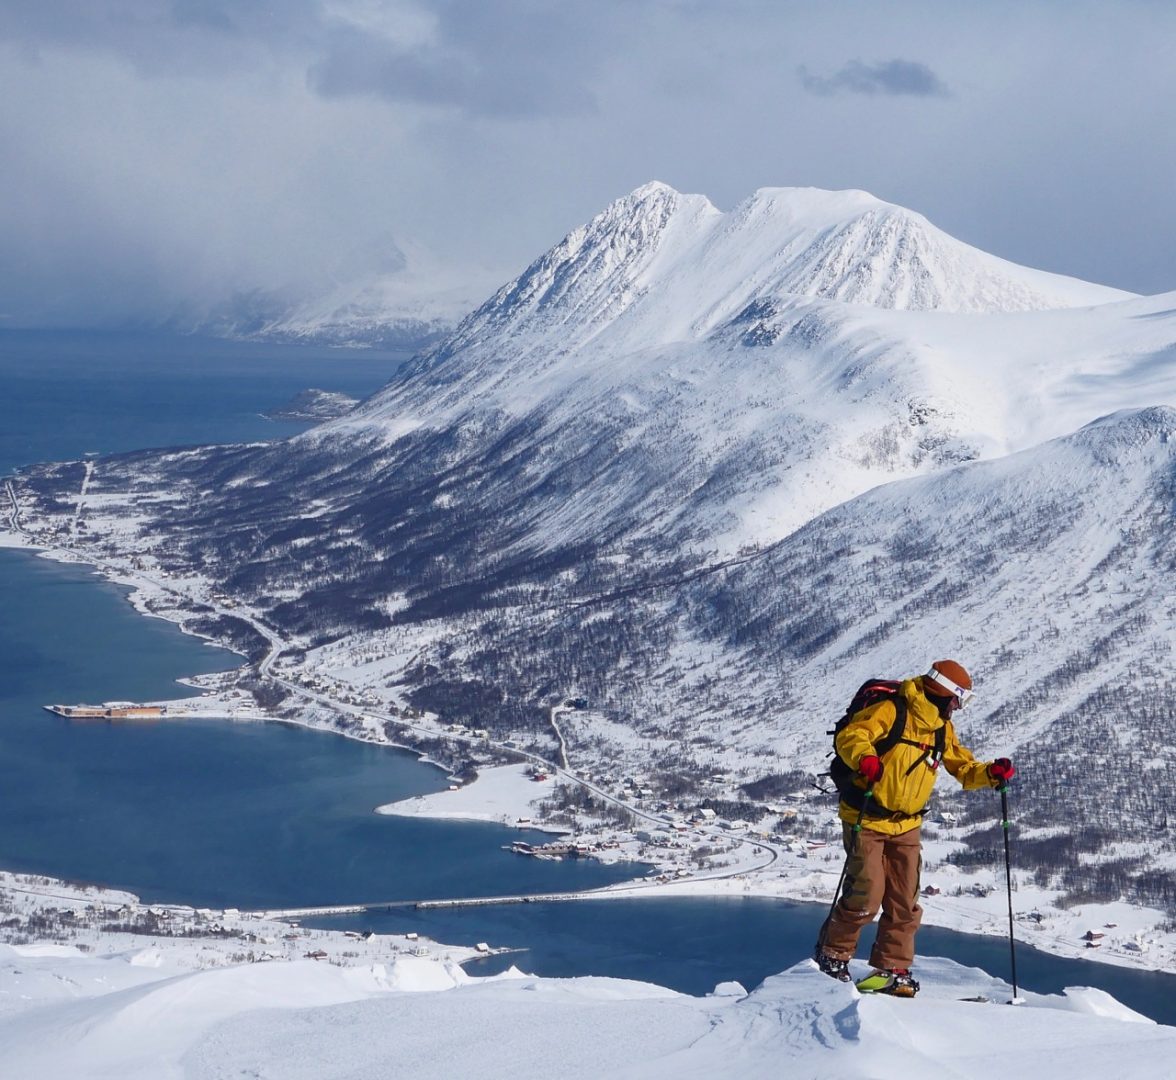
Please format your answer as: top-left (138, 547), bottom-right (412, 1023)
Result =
top-left (999, 783), bottom-right (1021, 1002)
top-left (817, 789), bottom-right (871, 952)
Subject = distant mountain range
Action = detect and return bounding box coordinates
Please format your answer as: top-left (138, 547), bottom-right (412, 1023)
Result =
top-left (12, 182), bottom-right (1175, 912)
top-left (177, 234), bottom-right (502, 349)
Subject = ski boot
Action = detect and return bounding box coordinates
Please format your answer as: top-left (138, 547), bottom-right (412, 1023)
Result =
top-left (813, 947), bottom-right (852, 983)
top-left (855, 968), bottom-right (920, 997)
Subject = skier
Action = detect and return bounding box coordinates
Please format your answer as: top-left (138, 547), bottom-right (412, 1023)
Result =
top-left (814, 660), bottom-right (1015, 996)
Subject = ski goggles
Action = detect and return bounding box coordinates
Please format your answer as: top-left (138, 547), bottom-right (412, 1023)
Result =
top-left (926, 667), bottom-right (973, 709)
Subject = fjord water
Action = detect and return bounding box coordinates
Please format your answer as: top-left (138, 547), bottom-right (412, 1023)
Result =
top-left (2, 332), bottom-right (1173, 1023)
top-left (0, 329), bottom-right (408, 476)
top-left (0, 549), bottom-right (635, 908)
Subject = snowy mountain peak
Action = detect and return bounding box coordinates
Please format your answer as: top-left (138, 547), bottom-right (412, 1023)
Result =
top-left (429, 182), bottom-right (1134, 371)
top-left (725, 184), bottom-right (1133, 313)
top-left (620, 178), bottom-right (693, 209)
top-left (735, 184), bottom-right (887, 221)
top-left (437, 182), bottom-right (718, 348)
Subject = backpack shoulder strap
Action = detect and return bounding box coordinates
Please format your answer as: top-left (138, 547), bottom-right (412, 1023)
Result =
top-left (871, 693), bottom-right (908, 758)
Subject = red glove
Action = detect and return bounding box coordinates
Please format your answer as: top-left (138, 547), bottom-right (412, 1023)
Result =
top-left (988, 757), bottom-right (1015, 785)
top-left (858, 755), bottom-right (883, 784)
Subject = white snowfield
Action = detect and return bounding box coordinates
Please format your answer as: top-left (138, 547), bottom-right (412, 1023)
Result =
top-left (376, 762), bottom-right (557, 825)
top-left (1, 943), bottom-right (1170, 1080)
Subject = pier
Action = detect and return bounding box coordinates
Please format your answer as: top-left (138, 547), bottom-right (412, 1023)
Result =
top-left (44, 703), bottom-right (168, 719)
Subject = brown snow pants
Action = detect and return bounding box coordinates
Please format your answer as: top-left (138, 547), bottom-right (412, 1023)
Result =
top-left (820, 822), bottom-right (923, 970)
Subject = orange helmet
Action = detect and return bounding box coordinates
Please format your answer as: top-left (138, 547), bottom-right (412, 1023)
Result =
top-left (924, 660), bottom-right (973, 708)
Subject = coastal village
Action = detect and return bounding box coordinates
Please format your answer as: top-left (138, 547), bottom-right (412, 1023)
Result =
top-left (0, 871), bottom-right (509, 979)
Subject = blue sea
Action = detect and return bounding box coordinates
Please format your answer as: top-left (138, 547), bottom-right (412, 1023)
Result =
top-left (1, 329), bottom-right (1174, 1022)
top-left (0, 329), bottom-right (405, 476)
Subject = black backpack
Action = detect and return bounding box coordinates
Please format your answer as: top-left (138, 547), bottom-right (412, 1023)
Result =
top-left (827, 678), bottom-right (945, 814)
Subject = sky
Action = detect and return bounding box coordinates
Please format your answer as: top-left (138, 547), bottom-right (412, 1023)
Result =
top-left (2, 0), bottom-right (1175, 328)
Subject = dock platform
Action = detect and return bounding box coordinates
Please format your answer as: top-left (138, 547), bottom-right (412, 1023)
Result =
top-left (45, 703), bottom-right (168, 719)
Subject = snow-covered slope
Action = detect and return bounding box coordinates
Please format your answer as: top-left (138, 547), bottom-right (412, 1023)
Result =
top-left (329, 297), bottom-right (1173, 554)
top-left (665, 405), bottom-right (1176, 775)
top-left (1, 944), bottom-right (1170, 1079)
top-left (307, 182), bottom-right (1153, 550)
top-left (305, 405), bottom-right (1173, 862)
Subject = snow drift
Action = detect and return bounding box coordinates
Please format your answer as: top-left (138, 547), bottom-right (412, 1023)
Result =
top-left (1, 943), bottom-right (1171, 1080)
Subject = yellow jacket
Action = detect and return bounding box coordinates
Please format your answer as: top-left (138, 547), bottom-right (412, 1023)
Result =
top-left (836, 678), bottom-right (994, 836)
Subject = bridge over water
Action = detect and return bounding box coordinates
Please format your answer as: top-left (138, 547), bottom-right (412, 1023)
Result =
top-left (249, 888), bottom-right (616, 922)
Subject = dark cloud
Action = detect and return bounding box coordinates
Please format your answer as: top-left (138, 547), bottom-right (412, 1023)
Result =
top-left (0, 0), bottom-right (323, 77)
top-left (308, 1), bottom-right (609, 117)
top-left (799, 58), bottom-right (951, 98)
top-left (307, 25), bottom-right (597, 118)
top-left (0, 0), bottom-right (610, 117)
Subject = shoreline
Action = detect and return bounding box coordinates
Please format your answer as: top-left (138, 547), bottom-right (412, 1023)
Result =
top-left (1, 526), bottom-right (1174, 980)
top-left (0, 869), bottom-right (517, 980)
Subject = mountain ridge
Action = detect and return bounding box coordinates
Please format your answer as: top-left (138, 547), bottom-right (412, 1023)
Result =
top-left (432, 181), bottom-right (1135, 360)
